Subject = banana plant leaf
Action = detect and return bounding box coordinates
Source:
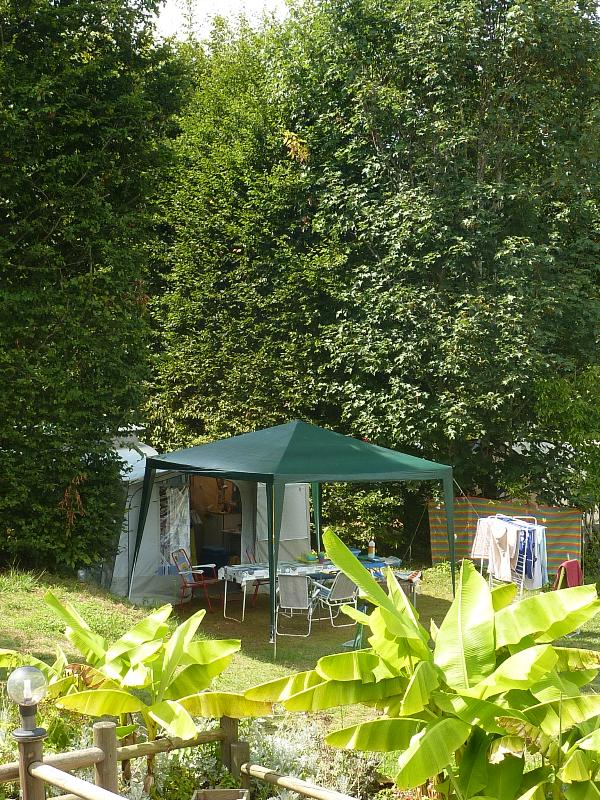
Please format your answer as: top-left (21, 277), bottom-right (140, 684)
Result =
top-left (244, 670), bottom-right (324, 701)
top-left (324, 528), bottom-right (393, 612)
top-left (456, 728), bottom-right (490, 799)
top-left (182, 639), bottom-right (241, 665)
top-left (366, 606), bottom-right (429, 665)
top-left (120, 663), bottom-right (152, 688)
top-left (517, 766), bottom-right (552, 797)
top-left (495, 586), bottom-right (600, 648)
top-left (491, 583), bottom-right (518, 611)
top-left (488, 736), bottom-right (526, 762)
top-left (157, 608), bottom-right (206, 701)
top-left (44, 590), bottom-right (94, 632)
top-left (434, 560), bottom-right (495, 690)
top-left (163, 657), bottom-right (235, 699)
top-left (555, 647), bottom-right (600, 672)
top-left (46, 675), bottom-right (76, 699)
top-left (515, 783), bottom-right (549, 800)
top-left (497, 716), bottom-right (561, 764)
top-left (530, 671), bottom-right (587, 703)
top-left (147, 700), bottom-right (198, 740)
top-left (57, 688), bottom-right (147, 716)
top-left (325, 717), bottom-right (423, 751)
top-left (576, 728), bottom-right (600, 753)
top-left (61, 626), bottom-right (108, 668)
top-left (558, 749), bottom-right (593, 783)
top-left (468, 645), bottom-right (557, 700)
top-left (395, 717), bottom-right (471, 790)
top-left (485, 754), bottom-right (524, 800)
top-left (283, 677), bottom-right (408, 712)
top-left (525, 695), bottom-right (600, 736)
top-left (179, 691), bottom-right (272, 718)
top-left (564, 781), bottom-right (600, 800)
top-left (316, 650), bottom-right (383, 683)
top-left (435, 693), bottom-right (526, 735)
top-left (382, 661), bottom-right (439, 717)
top-left (103, 605), bottom-right (172, 662)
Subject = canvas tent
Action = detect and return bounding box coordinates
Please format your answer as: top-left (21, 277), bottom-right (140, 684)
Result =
top-left (134, 420), bottom-right (456, 640)
top-left (109, 434), bottom-right (311, 605)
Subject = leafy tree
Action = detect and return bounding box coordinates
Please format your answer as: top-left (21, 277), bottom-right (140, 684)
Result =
top-left (146, 20), bottom-right (341, 448)
top-left (0, 0), bottom-right (185, 568)
top-left (273, 0), bottom-right (600, 506)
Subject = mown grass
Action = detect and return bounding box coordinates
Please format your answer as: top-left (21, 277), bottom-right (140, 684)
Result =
top-left (1, 562), bottom-right (599, 693)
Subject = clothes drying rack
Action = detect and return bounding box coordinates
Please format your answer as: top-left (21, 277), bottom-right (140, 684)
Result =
top-left (487, 514), bottom-right (538, 600)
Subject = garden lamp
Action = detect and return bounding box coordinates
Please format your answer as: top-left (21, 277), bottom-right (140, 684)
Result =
top-left (7, 666), bottom-right (48, 739)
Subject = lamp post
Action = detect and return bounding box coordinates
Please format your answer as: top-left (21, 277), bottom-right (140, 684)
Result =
top-left (7, 666), bottom-right (48, 800)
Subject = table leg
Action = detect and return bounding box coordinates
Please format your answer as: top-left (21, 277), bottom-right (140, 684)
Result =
top-left (242, 583), bottom-right (247, 622)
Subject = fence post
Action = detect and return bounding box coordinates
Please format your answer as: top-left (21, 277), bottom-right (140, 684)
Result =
top-left (219, 716), bottom-right (238, 771)
top-left (93, 722), bottom-right (118, 794)
top-left (230, 742), bottom-right (250, 792)
top-left (16, 735), bottom-right (46, 800)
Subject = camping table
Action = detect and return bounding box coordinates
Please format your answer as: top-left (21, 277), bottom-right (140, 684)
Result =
top-left (219, 561), bottom-right (340, 622)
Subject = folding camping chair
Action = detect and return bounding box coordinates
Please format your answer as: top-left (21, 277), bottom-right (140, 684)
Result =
top-left (274, 574), bottom-right (319, 657)
top-left (171, 548), bottom-right (222, 612)
top-left (312, 572), bottom-right (358, 627)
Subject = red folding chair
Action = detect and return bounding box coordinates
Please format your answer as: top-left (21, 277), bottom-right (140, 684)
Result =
top-left (171, 548), bottom-right (222, 612)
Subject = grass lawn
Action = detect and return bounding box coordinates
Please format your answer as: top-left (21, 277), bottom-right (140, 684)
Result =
top-left (1, 563), bottom-right (598, 693)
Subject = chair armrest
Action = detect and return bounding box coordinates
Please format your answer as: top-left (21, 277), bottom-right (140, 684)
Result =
top-left (192, 563), bottom-right (216, 569)
top-left (310, 580), bottom-right (331, 598)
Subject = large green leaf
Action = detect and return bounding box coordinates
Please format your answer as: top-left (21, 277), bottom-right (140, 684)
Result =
top-left (515, 783), bottom-right (548, 800)
top-left (283, 677), bottom-right (407, 711)
top-left (57, 689), bottom-right (146, 716)
top-left (245, 670), bottom-right (324, 701)
top-left (148, 700), bottom-right (198, 740)
top-left (45, 590), bottom-right (93, 632)
top-left (530, 671), bottom-right (585, 703)
top-left (182, 639), bottom-right (241, 666)
top-left (469, 645), bottom-right (557, 700)
top-left (488, 736), bottom-right (525, 762)
top-left (434, 560), bottom-right (495, 690)
top-left (565, 782), bottom-right (600, 800)
top-left (495, 586), bottom-right (600, 648)
top-left (103, 605), bottom-right (172, 663)
top-left (316, 650), bottom-right (382, 683)
top-left (382, 661), bottom-right (439, 717)
top-left (437, 694), bottom-right (527, 735)
top-left (325, 718), bottom-right (422, 751)
top-left (485, 754), bottom-right (524, 800)
top-left (491, 583), bottom-right (518, 612)
top-left (366, 607), bottom-right (425, 667)
top-left (395, 717), bottom-right (471, 790)
top-left (164, 658), bottom-right (234, 699)
top-left (157, 608), bottom-right (206, 701)
top-left (558, 750), bottom-right (592, 783)
top-left (62, 626), bottom-right (109, 668)
top-left (179, 691), bottom-right (271, 718)
top-left (576, 728), bottom-right (600, 752)
top-left (324, 528), bottom-right (393, 611)
top-left (517, 766), bottom-right (553, 798)
top-left (456, 728), bottom-right (490, 798)
top-left (525, 695), bottom-right (600, 736)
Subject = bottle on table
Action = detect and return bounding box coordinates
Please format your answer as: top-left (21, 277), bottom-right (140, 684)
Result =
top-left (368, 538), bottom-right (376, 559)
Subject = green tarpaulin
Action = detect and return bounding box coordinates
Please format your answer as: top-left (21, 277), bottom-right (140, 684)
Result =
top-left (133, 420), bottom-right (456, 640)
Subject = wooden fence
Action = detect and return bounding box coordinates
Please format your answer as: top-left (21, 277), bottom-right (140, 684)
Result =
top-left (0, 718), bottom-right (355, 800)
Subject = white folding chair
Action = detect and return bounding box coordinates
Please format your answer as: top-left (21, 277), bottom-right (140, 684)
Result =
top-left (274, 574), bottom-right (319, 656)
top-left (312, 572), bottom-right (358, 627)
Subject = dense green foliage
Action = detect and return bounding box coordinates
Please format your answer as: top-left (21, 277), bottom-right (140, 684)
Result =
top-left (0, 0), bottom-right (184, 568)
top-left (150, 0), bottom-right (600, 513)
top-left (247, 532), bottom-right (600, 799)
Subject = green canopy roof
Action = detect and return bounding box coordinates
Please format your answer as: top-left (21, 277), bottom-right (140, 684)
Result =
top-left (134, 420), bottom-right (456, 643)
top-left (145, 419), bottom-right (452, 482)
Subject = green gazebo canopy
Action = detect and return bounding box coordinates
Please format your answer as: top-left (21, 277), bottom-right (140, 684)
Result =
top-left (133, 420), bottom-right (456, 640)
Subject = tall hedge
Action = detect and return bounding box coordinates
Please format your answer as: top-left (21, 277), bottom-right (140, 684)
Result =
top-left (0, 0), bottom-right (183, 569)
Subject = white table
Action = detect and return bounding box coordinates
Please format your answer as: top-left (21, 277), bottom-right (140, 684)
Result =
top-left (218, 560), bottom-right (421, 622)
top-left (219, 561), bottom-right (339, 622)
